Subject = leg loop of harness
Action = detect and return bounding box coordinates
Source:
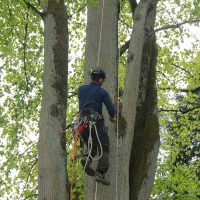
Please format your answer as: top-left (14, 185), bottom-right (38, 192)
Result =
top-left (87, 121), bottom-right (103, 161)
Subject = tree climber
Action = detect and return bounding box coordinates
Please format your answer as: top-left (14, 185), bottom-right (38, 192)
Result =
top-left (77, 67), bottom-right (116, 185)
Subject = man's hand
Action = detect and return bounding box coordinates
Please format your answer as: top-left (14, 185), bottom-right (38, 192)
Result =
top-left (110, 116), bottom-right (117, 123)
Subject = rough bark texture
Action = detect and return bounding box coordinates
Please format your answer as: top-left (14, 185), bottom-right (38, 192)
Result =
top-left (38, 1), bottom-right (69, 200)
top-left (84, 0), bottom-right (118, 199)
top-left (120, 0), bottom-right (159, 199)
top-left (129, 1), bottom-right (160, 200)
top-left (129, 35), bottom-right (159, 200)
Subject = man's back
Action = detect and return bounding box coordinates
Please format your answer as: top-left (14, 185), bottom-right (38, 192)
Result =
top-left (78, 82), bottom-right (115, 117)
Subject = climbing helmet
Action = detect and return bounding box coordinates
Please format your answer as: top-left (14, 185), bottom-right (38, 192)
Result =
top-left (89, 67), bottom-right (106, 80)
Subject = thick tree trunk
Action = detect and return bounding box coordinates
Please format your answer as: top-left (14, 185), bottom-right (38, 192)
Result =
top-left (120, 0), bottom-right (160, 199)
top-left (84, 0), bottom-right (118, 199)
top-left (84, 0), bottom-right (159, 199)
top-left (38, 1), bottom-right (69, 200)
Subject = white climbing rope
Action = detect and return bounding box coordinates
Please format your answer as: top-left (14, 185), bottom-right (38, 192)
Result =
top-left (96, 0), bottom-right (105, 68)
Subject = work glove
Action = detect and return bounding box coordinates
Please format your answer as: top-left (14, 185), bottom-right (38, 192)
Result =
top-left (110, 116), bottom-right (117, 123)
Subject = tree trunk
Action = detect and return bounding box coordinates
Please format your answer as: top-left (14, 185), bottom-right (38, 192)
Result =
top-left (84, 0), bottom-right (119, 199)
top-left (129, 23), bottom-right (159, 200)
top-left (84, 0), bottom-right (160, 199)
top-left (119, 0), bottom-right (160, 200)
top-left (38, 1), bottom-right (69, 200)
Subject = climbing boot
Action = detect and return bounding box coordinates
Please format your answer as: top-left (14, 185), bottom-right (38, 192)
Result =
top-left (95, 170), bottom-right (110, 185)
top-left (80, 156), bottom-right (95, 176)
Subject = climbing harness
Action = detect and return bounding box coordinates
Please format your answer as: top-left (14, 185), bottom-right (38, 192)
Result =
top-left (76, 109), bottom-right (104, 162)
top-left (69, 110), bottom-right (104, 200)
top-left (87, 120), bottom-right (103, 161)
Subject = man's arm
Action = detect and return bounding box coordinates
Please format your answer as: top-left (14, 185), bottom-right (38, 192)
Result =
top-left (103, 90), bottom-right (116, 119)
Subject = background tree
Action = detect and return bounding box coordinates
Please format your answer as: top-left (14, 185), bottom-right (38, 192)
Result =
top-left (0, 1), bottom-right (43, 199)
top-left (152, 52), bottom-right (200, 199)
top-left (37, 0), bottom-right (69, 199)
top-left (151, 0), bottom-right (200, 198)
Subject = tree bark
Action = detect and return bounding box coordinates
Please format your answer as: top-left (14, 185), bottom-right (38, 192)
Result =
top-left (38, 1), bottom-right (69, 200)
top-left (129, 29), bottom-right (159, 200)
top-left (84, 0), bottom-right (119, 199)
top-left (119, 0), bottom-right (160, 199)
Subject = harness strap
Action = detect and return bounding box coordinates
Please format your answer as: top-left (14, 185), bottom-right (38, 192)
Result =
top-left (87, 121), bottom-right (103, 161)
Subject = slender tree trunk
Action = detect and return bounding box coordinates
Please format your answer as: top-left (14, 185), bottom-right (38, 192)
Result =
top-left (84, 0), bottom-right (119, 199)
top-left (38, 1), bottom-right (69, 200)
top-left (119, 0), bottom-right (160, 199)
top-left (129, 2), bottom-right (160, 198)
top-left (129, 33), bottom-right (160, 200)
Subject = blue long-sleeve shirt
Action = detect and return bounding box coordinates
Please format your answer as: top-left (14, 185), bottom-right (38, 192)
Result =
top-left (78, 82), bottom-right (116, 118)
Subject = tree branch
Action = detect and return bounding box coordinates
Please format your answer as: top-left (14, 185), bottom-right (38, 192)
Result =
top-left (68, 4), bottom-right (87, 18)
top-left (20, 158), bottom-right (38, 198)
top-left (159, 108), bottom-right (178, 113)
top-left (158, 86), bottom-right (200, 94)
top-left (181, 86), bottom-right (200, 94)
top-left (23, 0), bottom-right (44, 19)
top-left (159, 106), bottom-right (200, 114)
top-left (67, 91), bottom-right (77, 99)
top-left (120, 40), bottom-right (130, 56)
top-left (149, 19), bottom-right (200, 36)
top-left (23, 13), bottom-right (29, 92)
top-left (157, 70), bottom-right (175, 85)
top-left (171, 63), bottom-right (192, 76)
top-left (18, 142), bottom-right (38, 157)
top-left (23, 193), bottom-right (38, 200)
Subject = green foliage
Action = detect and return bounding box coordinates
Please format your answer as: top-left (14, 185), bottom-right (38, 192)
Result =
top-left (88, 0), bottom-right (99, 9)
top-left (118, 0), bottom-right (133, 95)
top-left (40, 0), bottom-right (48, 5)
top-left (0, 0), bottom-right (43, 199)
top-left (152, 1), bottom-right (200, 197)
